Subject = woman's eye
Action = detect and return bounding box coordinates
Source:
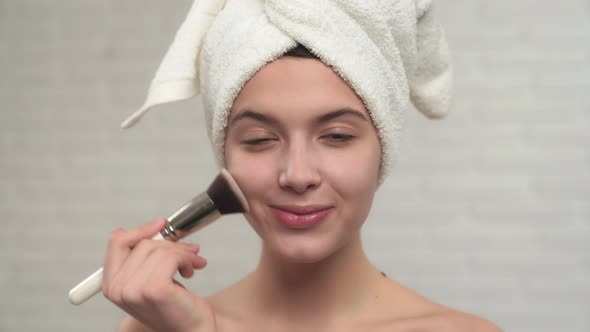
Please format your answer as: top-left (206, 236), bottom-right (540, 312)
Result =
top-left (322, 133), bottom-right (355, 142)
top-left (241, 138), bottom-right (275, 145)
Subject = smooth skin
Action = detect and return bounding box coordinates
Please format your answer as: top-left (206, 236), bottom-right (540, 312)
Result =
top-left (107, 57), bottom-right (503, 332)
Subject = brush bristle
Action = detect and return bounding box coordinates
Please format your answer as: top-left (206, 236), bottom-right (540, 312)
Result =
top-left (206, 168), bottom-right (249, 214)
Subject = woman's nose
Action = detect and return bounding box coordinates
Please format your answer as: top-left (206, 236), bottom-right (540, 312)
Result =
top-left (278, 143), bottom-right (321, 194)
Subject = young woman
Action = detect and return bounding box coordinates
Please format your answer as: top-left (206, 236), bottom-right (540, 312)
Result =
top-left (102, 1), bottom-right (503, 331)
top-left (103, 45), bottom-right (502, 332)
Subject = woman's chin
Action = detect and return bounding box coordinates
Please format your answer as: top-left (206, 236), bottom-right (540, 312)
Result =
top-left (268, 240), bottom-right (339, 264)
top-left (280, 252), bottom-right (326, 264)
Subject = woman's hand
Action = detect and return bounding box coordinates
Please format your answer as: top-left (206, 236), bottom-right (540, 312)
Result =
top-left (102, 218), bottom-right (216, 332)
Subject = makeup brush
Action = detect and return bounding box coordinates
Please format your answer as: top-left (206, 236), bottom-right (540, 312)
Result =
top-left (68, 168), bottom-right (249, 305)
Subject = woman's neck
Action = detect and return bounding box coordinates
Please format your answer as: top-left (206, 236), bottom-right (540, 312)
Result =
top-left (247, 232), bottom-right (386, 327)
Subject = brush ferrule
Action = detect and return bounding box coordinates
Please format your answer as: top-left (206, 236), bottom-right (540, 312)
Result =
top-left (160, 192), bottom-right (221, 241)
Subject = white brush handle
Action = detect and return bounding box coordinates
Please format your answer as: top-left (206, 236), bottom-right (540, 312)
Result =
top-left (68, 233), bottom-right (165, 305)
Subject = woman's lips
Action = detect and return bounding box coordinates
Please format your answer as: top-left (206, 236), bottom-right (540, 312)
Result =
top-left (270, 206), bottom-right (333, 229)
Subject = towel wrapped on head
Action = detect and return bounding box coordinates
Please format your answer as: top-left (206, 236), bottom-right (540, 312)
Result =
top-left (121, 0), bottom-right (453, 185)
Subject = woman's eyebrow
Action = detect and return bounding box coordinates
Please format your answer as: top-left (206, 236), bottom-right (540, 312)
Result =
top-left (228, 110), bottom-right (279, 128)
top-left (316, 108), bottom-right (368, 124)
top-left (228, 107), bottom-right (368, 128)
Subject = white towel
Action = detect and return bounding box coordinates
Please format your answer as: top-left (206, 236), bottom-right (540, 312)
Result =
top-left (121, 0), bottom-right (453, 185)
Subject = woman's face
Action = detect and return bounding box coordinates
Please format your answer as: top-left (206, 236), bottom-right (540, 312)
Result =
top-left (224, 57), bottom-right (381, 263)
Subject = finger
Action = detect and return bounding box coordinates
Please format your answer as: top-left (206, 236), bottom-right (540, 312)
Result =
top-left (118, 246), bottom-right (201, 304)
top-left (123, 218), bottom-right (167, 246)
top-left (118, 240), bottom-right (199, 281)
top-left (140, 249), bottom-right (204, 303)
top-left (192, 256), bottom-right (208, 270)
top-left (111, 240), bottom-right (200, 296)
top-left (120, 250), bottom-right (207, 330)
top-left (103, 218), bottom-right (166, 293)
top-left (114, 248), bottom-right (190, 325)
top-left (178, 257), bottom-right (196, 279)
top-left (179, 241), bottom-right (201, 254)
top-left (179, 255), bottom-right (207, 277)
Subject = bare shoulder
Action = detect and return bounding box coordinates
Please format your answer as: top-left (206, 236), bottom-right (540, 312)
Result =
top-left (413, 310), bottom-right (504, 332)
top-left (116, 315), bottom-right (154, 332)
top-left (372, 308), bottom-right (502, 332)
top-left (375, 279), bottom-right (503, 332)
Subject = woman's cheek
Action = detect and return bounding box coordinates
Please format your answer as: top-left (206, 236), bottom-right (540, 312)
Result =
top-left (321, 145), bottom-right (379, 192)
top-left (225, 149), bottom-right (277, 237)
top-left (226, 148), bottom-right (277, 196)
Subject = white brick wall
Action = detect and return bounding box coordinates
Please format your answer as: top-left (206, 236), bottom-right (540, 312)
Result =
top-left (1, 0), bottom-right (588, 331)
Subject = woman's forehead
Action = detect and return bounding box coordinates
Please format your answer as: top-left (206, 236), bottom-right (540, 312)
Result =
top-left (230, 57), bottom-right (370, 120)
